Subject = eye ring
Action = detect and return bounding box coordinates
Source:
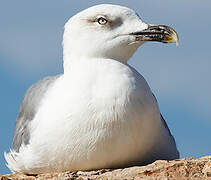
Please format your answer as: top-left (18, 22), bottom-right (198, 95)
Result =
top-left (97, 17), bottom-right (108, 25)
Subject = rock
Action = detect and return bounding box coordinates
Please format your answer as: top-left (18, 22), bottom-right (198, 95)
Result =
top-left (1, 156), bottom-right (211, 180)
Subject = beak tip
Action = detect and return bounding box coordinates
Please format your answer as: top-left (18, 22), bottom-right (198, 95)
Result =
top-left (166, 31), bottom-right (179, 46)
top-left (168, 27), bottom-right (179, 46)
top-left (173, 36), bottom-right (179, 47)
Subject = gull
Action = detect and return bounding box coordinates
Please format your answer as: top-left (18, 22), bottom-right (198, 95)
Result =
top-left (5, 4), bottom-right (179, 174)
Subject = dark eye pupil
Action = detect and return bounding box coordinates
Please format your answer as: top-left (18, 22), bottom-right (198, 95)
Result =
top-left (98, 17), bottom-right (107, 25)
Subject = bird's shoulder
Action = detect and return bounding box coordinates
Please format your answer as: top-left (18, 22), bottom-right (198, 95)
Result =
top-left (12, 74), bottom-right (62, 152)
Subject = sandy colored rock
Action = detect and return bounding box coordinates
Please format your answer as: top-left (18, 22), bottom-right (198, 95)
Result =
top-left (1, 156), bottom-right (211, 180)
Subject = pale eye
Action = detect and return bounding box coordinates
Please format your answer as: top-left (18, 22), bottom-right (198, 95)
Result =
top-left (97, 17), bottom-right (108, 25)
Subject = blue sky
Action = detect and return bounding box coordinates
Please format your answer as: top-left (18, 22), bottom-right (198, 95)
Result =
top-left (0, 0), bottom-right (211, 174)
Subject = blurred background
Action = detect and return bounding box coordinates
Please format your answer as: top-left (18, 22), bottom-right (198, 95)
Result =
top-left (0, 0), bottom-right (210, 174)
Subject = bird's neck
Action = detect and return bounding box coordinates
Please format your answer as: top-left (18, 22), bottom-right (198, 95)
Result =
top-left (63, 56), bottom-right (129, 74)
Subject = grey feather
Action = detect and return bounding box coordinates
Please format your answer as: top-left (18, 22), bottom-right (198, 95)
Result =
top-left (160, 113), bottom-right (180, 158)
top-left (12, 75), bottom-right (61, 152)
top-left (152, 93), bottom-right (179, 158)
top-left (151, 93), bottom-right (174, 137)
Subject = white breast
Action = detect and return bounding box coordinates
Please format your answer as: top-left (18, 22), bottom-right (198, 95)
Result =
top-left (24, 58), bottom-right (163, 173)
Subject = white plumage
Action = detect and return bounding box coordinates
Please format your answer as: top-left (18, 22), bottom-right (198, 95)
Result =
top-left (5, 4), bottom-right (179, 174)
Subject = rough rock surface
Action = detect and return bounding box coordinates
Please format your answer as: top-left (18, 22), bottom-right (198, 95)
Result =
top-left (1, 156), bottom-right (211, 180)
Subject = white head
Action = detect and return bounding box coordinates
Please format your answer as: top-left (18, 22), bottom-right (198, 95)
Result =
top-left (63, 4), bottom-right (178, 67)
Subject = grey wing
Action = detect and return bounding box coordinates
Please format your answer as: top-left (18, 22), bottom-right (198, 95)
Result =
top-left (12, 74), bottom-right (62, 152)
top-left (151, 93), bottom-right (174, 137)
top-left (152, 93), bottom-right (180, 158)
top-left (160, 113), bottom-right (174, 138)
